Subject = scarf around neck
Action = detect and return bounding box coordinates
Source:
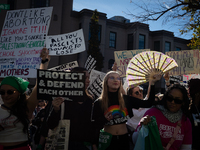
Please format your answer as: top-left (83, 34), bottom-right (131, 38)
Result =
top-left (156, 105), bottom-right (182, 123)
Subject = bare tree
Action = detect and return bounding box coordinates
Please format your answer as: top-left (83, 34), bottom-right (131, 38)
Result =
top-left (128, 0), bottom-right (199, 29)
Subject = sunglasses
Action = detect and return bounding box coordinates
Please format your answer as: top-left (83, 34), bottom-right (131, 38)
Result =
top-left (166, 95), bottom-right (183, 104)
top-left (109, 76), bottom-right (121, 81)
top-left (0, 90), bottom-right (17, 95)
top-left (134, 90), bottom-right (142, 95)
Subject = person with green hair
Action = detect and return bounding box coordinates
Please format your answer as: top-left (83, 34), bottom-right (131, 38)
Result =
top-left (0, 48), bottom-right (50, 150)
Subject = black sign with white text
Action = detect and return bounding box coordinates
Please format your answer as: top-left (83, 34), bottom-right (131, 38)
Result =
top-left (37, 69), bottom-right (85, 101)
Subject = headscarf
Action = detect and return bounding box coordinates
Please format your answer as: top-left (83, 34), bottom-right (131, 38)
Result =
top-left (0, 76), bottom-right (29, 94)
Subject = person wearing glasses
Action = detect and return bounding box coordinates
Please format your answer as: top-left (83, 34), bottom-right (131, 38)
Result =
top-left (133, 84), bottom-right (192, 150)
top-left (126, 83), bottom-right (154, 129)
top-left (0, 48), bottom-right (49, 150)
top-left (92, 71), bottom-right (161, 150)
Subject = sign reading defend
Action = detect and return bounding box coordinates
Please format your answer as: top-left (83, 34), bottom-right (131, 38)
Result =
top-left (37, 69), bottom-right (85, 101)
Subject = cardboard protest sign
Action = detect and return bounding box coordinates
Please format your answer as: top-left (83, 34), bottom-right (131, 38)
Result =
top-left (87, 75), bottom-right (103, 100)
top-left (37, 70), bottom-right (85, 101)
top-left (46, 29), bottom-right (85, 56)
top-left (84, 55), bottom-right (96, 73)
top-left (165, 49), bottom-right (200, 75)
top-left (89, 69), bottom-right (106, 85)
top-left (49, 61), bottom-right (78, 71)
top-left (0, 7), bottom-right (53, 78)
top-left (0, 49), bottom-right (42, 77)
top-left (114, 49), bottom-right (150, 77)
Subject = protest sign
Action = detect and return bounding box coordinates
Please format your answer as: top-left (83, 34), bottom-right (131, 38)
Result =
top-left (169, 75), bottom-right (182, 84)
top-left (49, 61), bottom-right (78, 71)
top-left (114, 49), bottom-right (150, 77)
top-left (123, 77), bottom-right (128, 92)
top-left (165, 49), bottom-right (200, 75)
top-left (46, 29), bottom-right (85, 56)
top-left (0, 7), bottom-right (53, 78)
top-left (89, 69), bottom-right (106, 85)
top-left (84, 55), bottom-right (96, 73)
top-left (180, 74), bottom-right (200, 88)
top-left (37, 70), bottom-right (85, 101)
top-left (0, 49), bottom-right (41, 77)
top-left (87, 75), bottom-right (103, 100)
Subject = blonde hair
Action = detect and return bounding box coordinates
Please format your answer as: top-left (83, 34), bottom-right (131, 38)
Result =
top-left (99, 71), bottom-right (125, 112)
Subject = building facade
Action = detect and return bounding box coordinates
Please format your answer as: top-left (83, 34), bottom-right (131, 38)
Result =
top-left (0, 0), bottom-right (190, 92)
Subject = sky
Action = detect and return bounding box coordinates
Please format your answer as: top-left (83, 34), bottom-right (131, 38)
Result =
top-left (73, 0), bottom-right (192, 40)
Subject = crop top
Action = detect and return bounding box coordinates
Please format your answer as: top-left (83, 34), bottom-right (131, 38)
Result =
top-left (92, 86), bottom-right (155, 129)
top-left (104, 92), bottom-right (130, 125)
top-left (0, 106), bottom-right (28, 143)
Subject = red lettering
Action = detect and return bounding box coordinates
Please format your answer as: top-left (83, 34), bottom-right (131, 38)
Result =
top-left (1, 28), bottom-right (27, 36)
top-left (120, 58), bottom-right (132, 66)
top-left (0, 68), bottom-right (30, 77)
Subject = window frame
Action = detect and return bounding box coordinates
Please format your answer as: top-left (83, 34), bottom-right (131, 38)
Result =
top-left (109, 31), bottom-right (117, 48)
top-left (139, 34), bottom-right (145, 49)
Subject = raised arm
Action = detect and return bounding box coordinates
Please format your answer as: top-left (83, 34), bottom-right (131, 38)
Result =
top-left (27, 48), bottom-right (51, 118)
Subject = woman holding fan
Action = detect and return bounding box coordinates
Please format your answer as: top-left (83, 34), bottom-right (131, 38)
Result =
top-left (92, 71), bottom-right (161, 150)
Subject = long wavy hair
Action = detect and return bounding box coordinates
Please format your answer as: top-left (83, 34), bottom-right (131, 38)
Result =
top-left (2, 93), bottom-right (30, 133)
top-left (161, 84), bottom-right (190, 119)
top-left (99, 71), bottom-right (125, 112)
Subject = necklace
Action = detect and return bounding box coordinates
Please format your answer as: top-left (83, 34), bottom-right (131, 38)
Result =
top-left (156, 105), bottom-right (182, 123)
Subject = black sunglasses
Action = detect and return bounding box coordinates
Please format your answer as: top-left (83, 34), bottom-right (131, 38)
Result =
top-left (0, 90), bottom-right (17, 95)
top-left (134, 90), bottom-right (142, 95)
top-left (166, 95), bottom-right (183, 104)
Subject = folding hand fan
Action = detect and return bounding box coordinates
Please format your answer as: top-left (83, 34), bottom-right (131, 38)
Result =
top-left (126, 51), bottom-right (178, 87)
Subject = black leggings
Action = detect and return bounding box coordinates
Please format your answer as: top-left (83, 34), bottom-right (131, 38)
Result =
top-left (106, 133), bottom-right (130, 150)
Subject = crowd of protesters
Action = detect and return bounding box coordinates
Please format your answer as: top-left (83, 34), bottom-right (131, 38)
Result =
top-left (0, 48), bottom-right (199, 150)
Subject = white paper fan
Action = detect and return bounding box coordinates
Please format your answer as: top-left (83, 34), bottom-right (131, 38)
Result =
top-left (126, 51), bottom-right (178, 87)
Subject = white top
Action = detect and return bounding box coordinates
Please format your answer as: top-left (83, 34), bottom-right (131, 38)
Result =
top-left (0, 106), bottom-right (28, 143)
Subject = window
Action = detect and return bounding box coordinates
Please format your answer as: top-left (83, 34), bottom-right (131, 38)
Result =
top-left (127, 34), bottom-right (133, 50)
top-left (109, 32), bottom-right (116, 48)
top-left (139, 34), bottom-right (145, 49)
top-left (154, 41), bottom-right (160, 51)
top-left (165, 42), bottom-right (171, 52)
top-left (31, 0), bottom-right (50, 8)
top-left (89, 24), bottom-right (101, 43)
top-left (176, 47), bottom-right (181, 51)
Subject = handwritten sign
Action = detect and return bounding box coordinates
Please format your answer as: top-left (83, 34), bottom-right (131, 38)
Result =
top-left (0, 7), bottom-right (53, 78)
top-left (89, 69), bottom-right (106, 85)
top-left (46, 29), bottom-right (85, 56)
top-left (49, 61), bottom-right (78, 71)
top-left (114, 49), bottom-right (150, 77)
top-left (0, 49), bottom-right (41, 77)
top-left (84, 55), bottom-right (96, 73)
top-left (87, 75), bottom-right (103, 100)
top-left (37, 70), bottom-right (85, 101)
top-left (169, 75), bottom-right (182, 84)
top-left (166, 50), bottom-right (199, 75)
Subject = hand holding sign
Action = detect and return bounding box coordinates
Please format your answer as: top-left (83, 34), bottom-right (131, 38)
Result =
top-left (52, 97), bottom-right (64, 112)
